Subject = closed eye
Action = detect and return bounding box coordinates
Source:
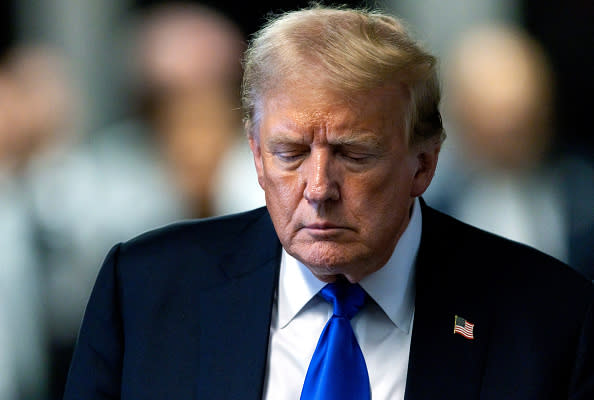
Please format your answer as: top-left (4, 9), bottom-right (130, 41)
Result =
top-left (340, 152), bottom-right (373, 162)
top-left (275, 152), bottom-right (307, 162)
top-left (335, 145), bottom-right (378, 164)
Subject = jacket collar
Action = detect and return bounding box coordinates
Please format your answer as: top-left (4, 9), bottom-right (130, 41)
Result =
top-left (404, 199), bottom-right (491, 399)
top-left (195, 208), bottom-right (282, 399)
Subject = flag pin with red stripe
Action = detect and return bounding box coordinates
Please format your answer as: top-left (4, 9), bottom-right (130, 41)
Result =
top-left (454, 315), bottom-right (475, 339)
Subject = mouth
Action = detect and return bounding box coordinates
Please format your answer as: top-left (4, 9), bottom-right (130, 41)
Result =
top-left (304, 222), bottom-right (341, 230)
top-left (301, 222), bottom-right (351, 237)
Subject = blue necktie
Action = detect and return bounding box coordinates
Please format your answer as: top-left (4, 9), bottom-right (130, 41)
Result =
top-left (300, 280), bottom-right (370, 400)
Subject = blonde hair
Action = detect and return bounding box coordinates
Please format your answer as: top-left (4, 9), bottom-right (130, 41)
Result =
top-left (241, 3), bottom-right (445, 145)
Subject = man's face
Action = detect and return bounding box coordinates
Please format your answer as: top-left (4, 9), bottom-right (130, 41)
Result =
top-left (250, 83), bottom-right (438, 283)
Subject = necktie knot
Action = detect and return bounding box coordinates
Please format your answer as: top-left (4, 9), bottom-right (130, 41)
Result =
top-left (320, 281), bottom-right (366, 319)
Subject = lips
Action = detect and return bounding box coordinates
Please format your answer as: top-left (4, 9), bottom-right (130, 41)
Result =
top-left (304, 222), bottom-right (341, 230)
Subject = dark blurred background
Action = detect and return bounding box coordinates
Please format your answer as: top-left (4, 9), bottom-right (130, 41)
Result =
top-left (0, 1), bottom-right (591, 400)
top-left (1, 1), bottom-right (592, 153)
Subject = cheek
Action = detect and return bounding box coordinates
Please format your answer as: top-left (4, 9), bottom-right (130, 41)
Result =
top-left (262, 167), bottom-right (303, 213)
top-left (349, 165), bottom-right (410, 199)
top-left (345, 166), bottom-right (414, 220)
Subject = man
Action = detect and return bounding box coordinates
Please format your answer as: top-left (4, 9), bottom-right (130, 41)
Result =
top-left (63, 4), bottom-right (594, 399)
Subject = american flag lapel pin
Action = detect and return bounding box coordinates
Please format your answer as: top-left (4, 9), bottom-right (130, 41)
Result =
top-left (454, 314), bottom-right (475, 339)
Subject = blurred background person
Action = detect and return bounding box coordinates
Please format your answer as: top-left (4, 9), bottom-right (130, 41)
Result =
top-left (423, 24), bottom-right (594, 280)
top-left (117, 1), bottom-right (265, 218)
top-left (0, 61), bottom-right (34, 400)
top-left (0, 45), bottom-right (60, 400)
top-left (8, 41), bottom-right (188, 400)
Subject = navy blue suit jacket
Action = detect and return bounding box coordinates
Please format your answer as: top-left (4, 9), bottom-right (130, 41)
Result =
top-left (63, 202), bottom-right (594, 399)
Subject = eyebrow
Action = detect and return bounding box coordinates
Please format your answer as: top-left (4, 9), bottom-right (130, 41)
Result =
top-left (266, 129), bottom-right (383, 149)
top-left (331, 132), bottom-right (383, 150)
top-left (265, 132), bottom-right (307, 147)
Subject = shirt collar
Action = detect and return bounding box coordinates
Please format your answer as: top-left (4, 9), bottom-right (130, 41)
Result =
top-left (278, 198), bottom-right (422, 333)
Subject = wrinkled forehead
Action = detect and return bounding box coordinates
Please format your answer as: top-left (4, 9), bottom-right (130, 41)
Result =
top-left (267, 77), bottom-right (408, 107)
top-left (247, 62), bottom-right (413, 139)
top-left (255, 81), bottom-right (411, 144)
top-left (262, 75), bottom-right (410, 116)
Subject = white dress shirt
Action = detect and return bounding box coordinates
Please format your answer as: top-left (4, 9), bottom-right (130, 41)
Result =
top-left (262, 198), bottom-right (422, 399)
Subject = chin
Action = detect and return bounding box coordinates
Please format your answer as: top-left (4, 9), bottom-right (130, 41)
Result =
top-left (291, 241), bottom-right (364, 272)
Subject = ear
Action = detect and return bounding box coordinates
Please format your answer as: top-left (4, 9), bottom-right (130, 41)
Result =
top-left (410, 141), bottom-right (441, 197)
top-left (248, 133), bottom-right (266, 190)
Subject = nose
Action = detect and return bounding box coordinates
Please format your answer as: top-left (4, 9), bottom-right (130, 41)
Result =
top-left (303, 149), bottom-right (340, 204)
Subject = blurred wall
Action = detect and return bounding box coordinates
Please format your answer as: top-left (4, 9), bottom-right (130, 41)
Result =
top-left (521, 0), bottom-right (594, 157)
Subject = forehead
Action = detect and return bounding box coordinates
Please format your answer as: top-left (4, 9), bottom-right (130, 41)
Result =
top-left (259, 83), bottom-right (410, 139)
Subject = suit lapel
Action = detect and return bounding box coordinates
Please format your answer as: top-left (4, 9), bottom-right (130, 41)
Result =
top-left (195, 209), bottom-right (281, 400)
top-left (405, 202), bottom-right (491, 399)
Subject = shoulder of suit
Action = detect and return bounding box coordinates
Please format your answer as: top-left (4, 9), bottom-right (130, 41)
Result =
top-left (118, 206), bottom-right (272, 253)
top-left (420, 201), bottom-right (593, 294)
top-left (100, 206), bottom-right (277, 288)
